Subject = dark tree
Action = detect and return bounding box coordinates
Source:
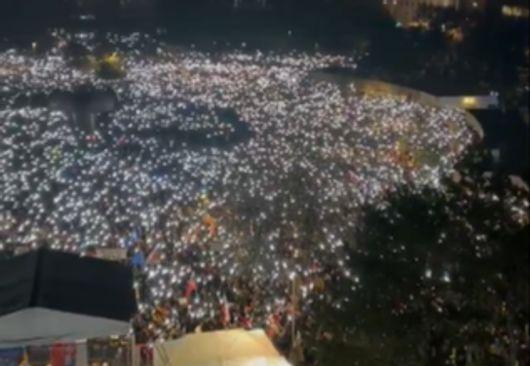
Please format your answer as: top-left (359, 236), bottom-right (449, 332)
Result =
top-left (303, 157), bottom-right (529, 365)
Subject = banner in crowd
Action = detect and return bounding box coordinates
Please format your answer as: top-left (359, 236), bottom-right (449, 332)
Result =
top-left (50, 343), bottom-right (76, 366)
top-left (0, 348), bottom-right (23, 366)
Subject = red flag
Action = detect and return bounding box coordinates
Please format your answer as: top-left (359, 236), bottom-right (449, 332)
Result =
top-left (49, 344), bottom-right (75, 366)
top-left (184, 280), bottom-right (197, 298)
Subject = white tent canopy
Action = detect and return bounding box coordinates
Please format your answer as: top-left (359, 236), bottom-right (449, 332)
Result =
top-left (154, 329), bottom-right (292, 366)
top-left (0, 249), bottom-right (136, 349)
top-left (0, 307), bottom-right (130, 348)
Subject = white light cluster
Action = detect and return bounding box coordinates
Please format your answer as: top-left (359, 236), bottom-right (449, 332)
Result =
top-left (0, 32), bottom-right (476, 340)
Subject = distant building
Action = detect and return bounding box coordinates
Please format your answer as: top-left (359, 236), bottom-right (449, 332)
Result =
top-left (382, 0), bottom-right (486, 27)
top-left (438, 95), bottom-right (499, 110)
top-left (501, 0), bottom-right (530, 18)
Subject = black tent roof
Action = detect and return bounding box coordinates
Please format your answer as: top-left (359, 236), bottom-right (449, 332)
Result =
top-left (0, 248), bottom-right (137, 322)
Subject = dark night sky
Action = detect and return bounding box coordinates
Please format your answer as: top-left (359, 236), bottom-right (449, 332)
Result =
top-left (0, 0), bottom-right (388, 25)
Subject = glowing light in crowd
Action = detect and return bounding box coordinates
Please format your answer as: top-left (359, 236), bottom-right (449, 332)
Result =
top-left (0, 32), bottom-right (478, 340)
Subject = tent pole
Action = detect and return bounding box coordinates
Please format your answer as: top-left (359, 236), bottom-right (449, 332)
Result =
top-left (291, 276), bottom-right (296, 349)
top-left (130, 333), bottom-right (134, 366)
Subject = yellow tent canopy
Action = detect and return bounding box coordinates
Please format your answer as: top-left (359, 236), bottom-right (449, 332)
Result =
top-left (154, 329), bottom-right (292, 366)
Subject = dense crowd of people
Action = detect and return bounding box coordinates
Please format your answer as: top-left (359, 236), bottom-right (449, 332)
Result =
top-left (1, 32), bottom-right (477, 346)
